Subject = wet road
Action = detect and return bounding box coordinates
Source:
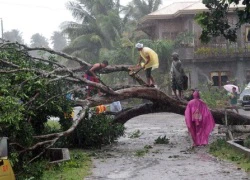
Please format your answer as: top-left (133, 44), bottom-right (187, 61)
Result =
top-left (85, 112), bottom-right (250, 180)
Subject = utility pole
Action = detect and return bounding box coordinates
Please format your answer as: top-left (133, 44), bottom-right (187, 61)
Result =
top-left (0, 18), bottom-right (3, 38)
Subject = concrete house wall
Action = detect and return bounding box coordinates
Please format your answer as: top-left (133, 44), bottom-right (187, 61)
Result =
top-left (139, 2), bottom-right (250, 89)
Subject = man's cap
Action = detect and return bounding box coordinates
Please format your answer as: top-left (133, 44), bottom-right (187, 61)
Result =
top-left (172, 52), bottom-right (179, 58)
top-left (135, 43), bottom-right (143, 49)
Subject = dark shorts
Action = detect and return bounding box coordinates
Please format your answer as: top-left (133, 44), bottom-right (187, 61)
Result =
top-left (145, 67), bottom-right (152, 78)
top-left (171, 78), bottom-right (183, 91)
top-left (84, 74), bottom-right (99, 91)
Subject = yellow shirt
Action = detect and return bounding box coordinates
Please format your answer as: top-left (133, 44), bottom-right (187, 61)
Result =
top-left (140, 47), bottom-right (159, 70)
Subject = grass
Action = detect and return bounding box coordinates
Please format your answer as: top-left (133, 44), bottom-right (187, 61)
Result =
top-left (209, 139), bottom-right (250, 171)
top-left (134, 145), bottom-right (152, 157)
top-left (154, 135), bottom-right (169, 144)
top-left (134, 149), bottom-right (149, 157)
top-left (41, 149), bottom-right (92, 180)
top-left (128, 129), bottom-right (143, 138)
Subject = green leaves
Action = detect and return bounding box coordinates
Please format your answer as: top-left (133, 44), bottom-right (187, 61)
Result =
top-left (0, 96), bottom-right (24, 129)
top-left (196, 0), bottom-right (248, 43)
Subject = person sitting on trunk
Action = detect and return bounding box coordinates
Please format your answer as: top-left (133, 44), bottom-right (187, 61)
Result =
top-left (84, 60), bottom-right (108, 98)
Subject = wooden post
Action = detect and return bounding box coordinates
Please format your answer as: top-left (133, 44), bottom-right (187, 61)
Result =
top-left (225, 107), bottom-right (234, 140)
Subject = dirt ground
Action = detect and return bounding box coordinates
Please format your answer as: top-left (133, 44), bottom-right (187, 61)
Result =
top-left (85, 111), bottom-right (250, 180)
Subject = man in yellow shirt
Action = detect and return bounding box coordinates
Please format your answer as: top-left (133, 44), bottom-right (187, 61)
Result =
top-left (135, 43), bottom-right (159, 87)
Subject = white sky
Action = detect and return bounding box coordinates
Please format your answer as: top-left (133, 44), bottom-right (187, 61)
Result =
top-left (0, 0), bottom-right (193, 45)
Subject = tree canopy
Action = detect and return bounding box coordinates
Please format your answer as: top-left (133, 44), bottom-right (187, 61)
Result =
top-left (196, 0), bottom-right (250, 43)
top-left (51, 31), bottom-right (67, 51)
top-left (3, 29), bottom-right (24, 44)
top-left (30, 33), bottom-right (49, 48)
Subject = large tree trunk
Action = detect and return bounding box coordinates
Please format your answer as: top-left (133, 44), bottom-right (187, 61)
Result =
top-left (218, 125), bottom-right (250, 133)
top-left (78, 87), bottom-right (250, 125)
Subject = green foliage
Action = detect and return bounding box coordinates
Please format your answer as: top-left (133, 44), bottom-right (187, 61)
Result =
top-left (3, 29), bottom-right (24, 44)
top-left (134, 145), bottom-right (152, 157)
top-left (63, 0), bottom-right (122, 59)
top-left (129, 129), bottom-right (143, 138)
top-left (174, 32), bottom-right (194, 48)
top-left (42, 149), bottom-right (91, 180)
top-left (0, 43), bottom-right (74, 176)
top-left (43, 120), bottom-right (61, 134)
top-left (17, 149), bottom-right (91, 180)
top-left (244, 135), bottom-right (250, 149)
top-left (51, 31), bottom-right (67, 51)
top-left (134, 149), bottom-right (148, 157)
top-left (30, 33), bottom-right (49, 48)
top-left (124, 0), bottom-right (162, 20)
top-left (154, 135), bottom-right (169, 144)
top-left (194, 44), bottom-right (248, 56)
top-left (199, 87), bottom-right (228, 108)
top-left (195, 0), bottom-right (250, 43)
top-left (209, 138), bottom-right (250, 171)
top-left (18, 160), bottom-right (48, 180)
top-left (59, 113), bottom-right (125, 148)
top-left (0, 96), bottom-right (24, 129)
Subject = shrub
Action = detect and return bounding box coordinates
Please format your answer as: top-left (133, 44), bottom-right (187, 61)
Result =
top-left (59, 113), bottom-right (125, 148)
top-left (154, 135), bottom-right (169, 144)
top-left (199, 87), bottom-right (228, 108)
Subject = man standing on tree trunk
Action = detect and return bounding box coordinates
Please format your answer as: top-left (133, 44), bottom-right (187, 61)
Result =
top-left (135, 43), bottom-right (159, 87)
top-left (170, 52), bottom-right (185, 100)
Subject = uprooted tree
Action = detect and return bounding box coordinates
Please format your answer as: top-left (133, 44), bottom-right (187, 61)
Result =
top-left (1, 40), bottom-right (250, 175)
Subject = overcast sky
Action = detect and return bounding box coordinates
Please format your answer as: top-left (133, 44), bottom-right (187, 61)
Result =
top-left (0, 0), bottom-right (194, 45)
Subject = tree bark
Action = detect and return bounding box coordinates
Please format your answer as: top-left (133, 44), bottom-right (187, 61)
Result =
top-left (218, 125), bottom-right (250, 133)
top-left (80, 87), bottom-right (250, 125)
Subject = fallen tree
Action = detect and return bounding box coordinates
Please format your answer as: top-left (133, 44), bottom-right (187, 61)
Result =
top-left (1, 40), bottom-right (250, 169)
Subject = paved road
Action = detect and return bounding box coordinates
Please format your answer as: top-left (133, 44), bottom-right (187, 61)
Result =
top-left (239, 109), bottom-right (250, 116)
top-left (85, 113), bottom-right (250, 180)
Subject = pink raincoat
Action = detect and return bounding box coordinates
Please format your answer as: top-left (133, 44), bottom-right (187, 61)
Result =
top-left (184, 91), bottom-right (215, 146)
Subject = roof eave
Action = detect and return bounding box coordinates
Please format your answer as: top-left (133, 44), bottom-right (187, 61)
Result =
top-left (140, 6), bottom-right (245, 23)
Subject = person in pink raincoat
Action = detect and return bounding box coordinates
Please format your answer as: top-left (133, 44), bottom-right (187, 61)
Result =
top-left (184, 91), bottom-right (215, 146)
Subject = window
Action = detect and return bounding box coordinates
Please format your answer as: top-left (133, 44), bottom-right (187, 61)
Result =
top-left (246, 26), bottom-right (250, 42)
top-left (162, 31), bottom-right (179, 40)
top-left (211, 71), bottom-right (229, 87)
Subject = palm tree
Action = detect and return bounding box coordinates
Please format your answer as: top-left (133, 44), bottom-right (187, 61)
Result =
top-left (122, 0), bottom-right (162, 21)
top-left (120, 0), bottom-right (162, 43)
top-left (61, 0), bottom-right (122, 61)
top-left (51, 31), bottom-right (67, 51)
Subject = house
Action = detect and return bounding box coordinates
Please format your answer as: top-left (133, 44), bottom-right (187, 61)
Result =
top-left (138, 1), bottom-right (250, 89)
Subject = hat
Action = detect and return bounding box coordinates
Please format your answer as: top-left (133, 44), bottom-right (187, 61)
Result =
top-left (172, 52), bottom-right (179, 58)
top-left (135, 43), bottom-right (143, 49)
